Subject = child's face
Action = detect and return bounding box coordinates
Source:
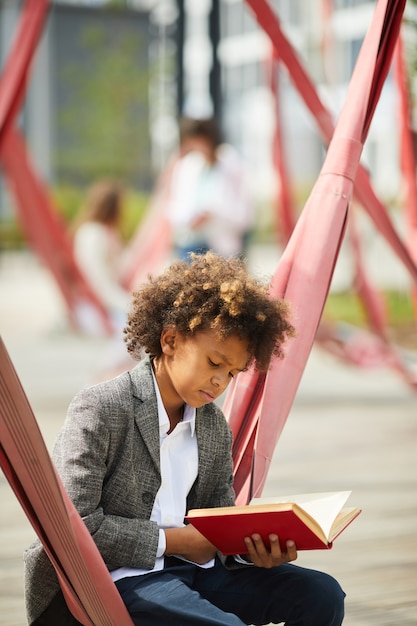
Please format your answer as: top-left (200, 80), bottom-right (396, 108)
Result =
top-left (181, 136), bottom-right (216, 163)
top-left (159, 327), bottom-right (249, 409)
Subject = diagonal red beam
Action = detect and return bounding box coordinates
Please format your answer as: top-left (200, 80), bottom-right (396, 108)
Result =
top-left (0, 338), bottom-right (134, 625)
top-left (0, 0), bottom-right (112, 332)
top-left (250, 0), bottom-right (407, 501)
top-left (395, 34), bottom-right (417, 320)
top-left (267, 6), bottom-right (411, 383)
top-left (347, 210), bottom-right (416, 384)
top-left (244, 0), bottom-right (417, 286)
top-left (227, 0), bottom-right (414, 496)
top-left (267, 49), bottom-right (297, 246)
top-left (0, 127), bottom-right (112, 333)
top-left (0, 0), bottom-right (49, 140)
top-left (227, 0), bottom-right (407, 504)
top-left (120, 156), bottom-right (176, 290)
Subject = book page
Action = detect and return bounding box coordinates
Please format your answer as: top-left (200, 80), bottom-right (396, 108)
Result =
top-left (329, 507), bottom-right (361, 541)
top-left (250, 491), bottom-right (352, 540)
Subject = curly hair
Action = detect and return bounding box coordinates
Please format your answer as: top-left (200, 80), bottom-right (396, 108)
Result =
top-left (124, 252), bottom-right (295, 371)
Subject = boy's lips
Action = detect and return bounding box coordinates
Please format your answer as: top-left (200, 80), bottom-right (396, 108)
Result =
top-left (200, 390), bottom-right (215, 403)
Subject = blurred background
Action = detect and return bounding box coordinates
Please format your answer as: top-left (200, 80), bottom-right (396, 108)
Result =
top-left (1, 0), bottom-right (417, 335)
top-left (1, 0), bottom-right (416, 197)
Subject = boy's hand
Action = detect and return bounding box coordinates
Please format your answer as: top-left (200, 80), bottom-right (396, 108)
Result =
top-left (164, 525), bottom-right (217, 565)
top-left (244, 534), bottom-right (298, 568)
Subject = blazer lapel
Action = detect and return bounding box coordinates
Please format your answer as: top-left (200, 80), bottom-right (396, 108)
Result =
top-left (195, 405), bottom-right (220, 486)
top-left (128, 358), bottom-right (226, 489)
top-left (128, 358), bottom-right (161, 472)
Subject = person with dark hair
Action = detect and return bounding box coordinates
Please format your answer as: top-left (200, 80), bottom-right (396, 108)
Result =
top-left (178, 117), bottom-right (224, 152)
top-left (72, 179), bottom-right (130, 328)
top-left (24, 252), bottom-right (345, 626)
top-left (72, 179), bottom-right (134, 380)
top-left (168, 118), bottom-right (254, 260)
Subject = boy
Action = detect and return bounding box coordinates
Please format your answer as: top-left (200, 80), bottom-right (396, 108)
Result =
top-left (25, 252), bottom-right (345, 625)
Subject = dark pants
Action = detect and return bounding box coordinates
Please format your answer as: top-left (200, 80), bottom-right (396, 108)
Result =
top-left (115, 556), bottom-right (345, 626)
top-left (175, 244), bottom-right (210, 261)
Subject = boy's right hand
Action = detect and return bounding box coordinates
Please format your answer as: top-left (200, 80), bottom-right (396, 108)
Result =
top-left (164, 524), bottom-right (217, 565)
top-left (244, 534), bottom-right (298, 568)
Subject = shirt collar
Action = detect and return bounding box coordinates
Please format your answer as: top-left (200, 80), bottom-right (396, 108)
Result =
top-left (151, 367), bottom-right (196, 436)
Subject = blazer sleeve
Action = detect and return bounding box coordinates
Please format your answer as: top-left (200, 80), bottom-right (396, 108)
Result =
top-left (52, 382), bottom-right (160, 572)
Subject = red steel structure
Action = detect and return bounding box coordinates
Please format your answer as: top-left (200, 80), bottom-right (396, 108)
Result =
top-left (0, 0), bottom-right (113, 334)
top-left (224, 0), bottom-right (410, 504)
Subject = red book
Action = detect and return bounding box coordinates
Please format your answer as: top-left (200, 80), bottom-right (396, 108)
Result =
top-left (186, 491), bottom-right (361, 555)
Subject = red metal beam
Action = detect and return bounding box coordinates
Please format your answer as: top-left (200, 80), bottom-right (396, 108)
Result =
top-left (0, 0), bottom-right (112, 333)
top-left (227, 0), bottom-right (408, 503)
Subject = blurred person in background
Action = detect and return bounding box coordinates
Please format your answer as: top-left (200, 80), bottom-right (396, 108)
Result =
top-left (72, 179), bottom-right (134, 380)
top-left (167, 117), bottom-right (254, 260)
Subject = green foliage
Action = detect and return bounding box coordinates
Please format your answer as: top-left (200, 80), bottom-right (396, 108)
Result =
top-left (385, 290), bottom-right (415, 325)
top-left (324, 292), bottom-right (367, 326)
top-left (52, 184), bottom-right (149, 241)
top-left (56, 22), bottom-right (150, 186)
top-left (324, 290), bottom-right (415, 328)
top-left (52, 185), bottom-right (84, 225)
top-left (120, 188), bottom-right (150, 241)
top-left (0, 219), bottom-right (25, 251)
top-left (0, 184), bottom-right (150, 251)
top-left (105, 1), bottom-right (129, 7)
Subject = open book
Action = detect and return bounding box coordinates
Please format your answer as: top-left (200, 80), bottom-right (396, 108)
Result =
top-left (186, 491), bottom-right (361, 555)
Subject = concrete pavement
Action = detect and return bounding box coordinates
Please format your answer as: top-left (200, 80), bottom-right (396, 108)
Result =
top-left (1, 249), bottom-right (416, 625)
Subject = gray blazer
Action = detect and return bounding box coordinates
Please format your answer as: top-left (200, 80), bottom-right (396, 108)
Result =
top-left (24, 357), bottom-right (236, 624)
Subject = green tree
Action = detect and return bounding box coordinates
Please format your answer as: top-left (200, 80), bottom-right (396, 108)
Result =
top-left (56, 22), bottom-right (150, 187)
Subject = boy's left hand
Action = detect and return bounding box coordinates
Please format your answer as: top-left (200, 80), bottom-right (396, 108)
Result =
top-left (243, 534), bottom-right (298, 568)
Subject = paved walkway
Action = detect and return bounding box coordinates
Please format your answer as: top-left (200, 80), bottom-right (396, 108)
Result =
top-left (0, 250), bottom-right (416, 625)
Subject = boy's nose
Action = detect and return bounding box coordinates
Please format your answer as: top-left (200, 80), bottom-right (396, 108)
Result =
top-left (211, 372), bottom-right (228, 390)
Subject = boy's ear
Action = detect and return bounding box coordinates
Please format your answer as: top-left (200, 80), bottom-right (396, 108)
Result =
top-left (160, 326), bottom-right (177, 355)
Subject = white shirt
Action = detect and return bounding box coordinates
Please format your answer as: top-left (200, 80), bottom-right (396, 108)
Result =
top-left (168, 145), bottom-right (254, 257)
top-left (73, 222), bottom-right (130, 314)
top-left (111, 371), bottom-right (214, 582)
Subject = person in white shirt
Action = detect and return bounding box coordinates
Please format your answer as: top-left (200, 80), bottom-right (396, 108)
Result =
top-left (25, 252), bottom-right (345, 626)
top-left (72, 179), bottom-right (130, 330)
top-left (167, 118), bottom-right (254, 260)
top-left (72, 179), bottom-right (134, 379)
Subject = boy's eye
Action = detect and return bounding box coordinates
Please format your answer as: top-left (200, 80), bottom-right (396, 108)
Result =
top-left (208, 358), bottom-right (235, 378)
top-left (208, 359), bottom-right (235, 378)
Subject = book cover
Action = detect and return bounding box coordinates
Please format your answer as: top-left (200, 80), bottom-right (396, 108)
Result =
top-left (186, 492), bottom-right (361, 555)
